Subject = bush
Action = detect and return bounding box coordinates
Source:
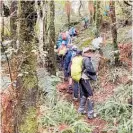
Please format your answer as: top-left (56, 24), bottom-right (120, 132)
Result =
top-left (96, 84), bottom-right (132, 133)
top-left (39, 74), bottom-right (92, 133)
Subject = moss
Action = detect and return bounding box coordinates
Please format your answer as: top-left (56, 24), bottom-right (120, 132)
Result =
top-left (0, 26), bottom-right (11, 38)
top-left (20, 107), bottom-right (37, 133)
top-left (79, 38), bottom-right (93, 49)
top-left (20, 41), bottom-right (38, 89)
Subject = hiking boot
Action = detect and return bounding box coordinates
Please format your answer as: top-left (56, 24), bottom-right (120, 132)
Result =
top-left (67, 85), bottom-right (73, 94)
top-left (87, 99), bottom-right (95, 119)
top-left (78, 96), bottom-right (87, 114)
top-left (67, 89), bottom-right (73, 94)
top-left (73, 97), bottom-right (78, 102)
top-left (64, 77), bottom-right (68, 81)
top-left (88, 112), bottom-right (97, 119)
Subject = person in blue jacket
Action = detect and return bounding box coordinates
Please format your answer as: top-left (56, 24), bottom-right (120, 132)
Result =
top-left (63, 45), bottom-right (77, 81)
top-left (56, 31), bottom-right (72, 49)
top-left (69, 27), bottom-right (78, 37)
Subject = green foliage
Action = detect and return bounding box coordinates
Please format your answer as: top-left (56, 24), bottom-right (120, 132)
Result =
top-left (79, 38), bottom-right (93, 49)
top-left (38, 73), bottom-right (92, 133)
top-left (20, 107), bottom-right (37, 133)
top-left (96, 84), bottom-right (132, 133)
top-left (23, 74), bottom-right (37, 89)
top-left (70, 120), bottom-right (92, 133)
top-left (41, 99), bottom-right (92, 132)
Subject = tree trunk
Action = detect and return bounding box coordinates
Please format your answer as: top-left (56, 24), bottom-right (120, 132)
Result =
top-left (36, 0), bottom-right (45, 66)
top-left (65, 1), bottom-right (71, 30)
top-left (78, 0), bottom-right (83, 17)
top-left (0, 0), bottom-right (4, 41)
top-left (110, 1), bottom-right (119, 64)
top-left (43, 0), bottom-right (48, 52)
top-left (15, 1), bottom-right (38, 133)
top-left (43, 0), bottom-right (48, 47)
top-left (95, 1), bottom-right (101, 37)
top-left (0, 2), bottom-right (3, 132)
top-left (10, 1), bottom-right (17, 48)
top-left (47, 0), bottom-right (56, 75)
top-left (67, 13), bottom-right (70, 30)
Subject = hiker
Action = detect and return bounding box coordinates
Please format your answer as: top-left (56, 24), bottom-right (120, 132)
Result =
top-left (57, 41), bottom-right (67, 70)
top-left (65, 31), bottom-right (72, 45)
top-left (79, 54), bottom-right (97, 119)
top-left (70, 50), bottom-right (83, 100)
top-left (56, 31), bottom-right (72, 49)
top-left (92, 35), bottom-right (103, 55)
top-left (71, 50), bottom-right (97, 119)
top-left (69, 27), bottom-right (78, 37)
top-left (63, 45), bottom-right (78, 95)
top-left (83, 16), bottom-right (89, 29)
top-left (56, 31), bottom-right (72, 70)
top-left (63, 45), bottom-right (77, 80)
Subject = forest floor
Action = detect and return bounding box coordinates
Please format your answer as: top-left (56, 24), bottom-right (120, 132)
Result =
top-left (1, 24), bottom-right (132, 133)
top-left (56, 25), bottom-right (132, 133)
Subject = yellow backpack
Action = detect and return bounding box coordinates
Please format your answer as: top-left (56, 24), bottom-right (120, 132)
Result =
top-left (71, 56), bottom-right (83, 82)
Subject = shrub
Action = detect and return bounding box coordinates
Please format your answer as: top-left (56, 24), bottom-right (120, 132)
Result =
top-left (96, 84), bottom-right (132, 133)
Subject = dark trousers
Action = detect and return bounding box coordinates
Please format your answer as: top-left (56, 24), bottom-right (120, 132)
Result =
top-left (58, 55), bottom-right (65, 70)
top-left (73, 80), bottom-right (79, 98)
top-left (84, 22), bottom-right (88, 29)
top-left (64, 69), bottom-right (69, 79)
top-left (79, 78), bottom-right (93, 98)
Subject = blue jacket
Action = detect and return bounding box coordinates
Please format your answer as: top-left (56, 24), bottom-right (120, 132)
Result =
top-left (64, 49), bottom-right (77, 72)
top-left (56, 34), bottom-right (71, 49)
top-left (69, 27), bottom-right (76, 36)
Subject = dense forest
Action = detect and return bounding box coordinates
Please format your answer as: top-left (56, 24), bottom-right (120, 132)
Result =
top-left (0, 0), bottom-right (132, 133)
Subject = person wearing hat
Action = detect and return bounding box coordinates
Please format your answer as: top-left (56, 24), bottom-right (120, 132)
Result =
top-left (78, 51), bottom-right (97, 119)
top-left (70, 49), bottom-right (97, 118)
top-left (69, 50), bottom-right (83, 100)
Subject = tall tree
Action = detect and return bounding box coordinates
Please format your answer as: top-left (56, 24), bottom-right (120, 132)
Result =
top-left (95, 1), bottom-right (101, 37)
top-left (110, 1), bottom-right (119, 64)
top-left (65, 1), bottom-right (71, 29)
top-left (10, 1), bottom-right (17, 48)
top-left (47, 0), bottom-right (56, 75)
top-left (36, 0), bottom-right (45, 66)
top-left (88, 1), bottom-right (94, 24)
top-left (0, 0), bottom-right (4, 41)
top-left (15, 1), bottom-right (38, 133)
top-left (78, 0), bottom-right (83, 17)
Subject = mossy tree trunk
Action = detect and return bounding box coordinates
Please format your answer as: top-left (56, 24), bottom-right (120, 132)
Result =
top-left (0, 0), bottom-right (4, 41)
top-left (47, 0), bottom-right (56, 75)
top-left (10, 1), bottom-right (17, 48)
top-left (110, 1), bottom-right (119, 64)
top-left (36, 0), bottom-right (46, 66)
top-left (15, 1), bottom-right (38, 133)
top-left (95, 1), bottom-right (101, 37)
top-left (43, 0), bottom-right (48, 48)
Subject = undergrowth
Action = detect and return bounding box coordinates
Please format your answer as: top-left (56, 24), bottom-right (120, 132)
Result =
top-left (96, 84), bottom-right (132, 133)
top-left (20, 107), bottom-right (38, 133)
top-left (38, 73), bottom-right (92, 133)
